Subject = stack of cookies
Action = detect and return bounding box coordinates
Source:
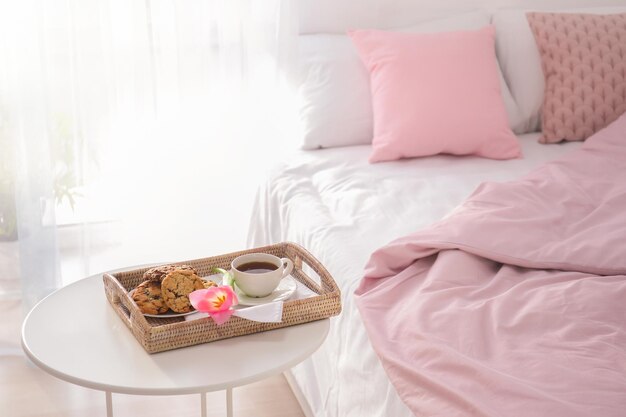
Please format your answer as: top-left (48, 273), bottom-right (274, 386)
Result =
top-left (132, 264), bottom-right (217, 315)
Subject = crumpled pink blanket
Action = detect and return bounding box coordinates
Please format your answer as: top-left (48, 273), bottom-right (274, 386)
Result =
top-left (355, 114), bottom-right (626, 417)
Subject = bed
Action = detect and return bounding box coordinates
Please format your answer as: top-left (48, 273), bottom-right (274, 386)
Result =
top-left (247, 1), bottom-right (626, 416)
top-left (248, 135), bottom-right (582, 416)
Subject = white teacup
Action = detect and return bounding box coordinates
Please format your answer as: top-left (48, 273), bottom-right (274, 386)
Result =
top-left (231, 253), bottom-right (294, 298)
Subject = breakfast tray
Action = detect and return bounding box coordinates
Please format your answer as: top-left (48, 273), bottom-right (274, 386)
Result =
top-left (102, 242), bottom-right (342, 353)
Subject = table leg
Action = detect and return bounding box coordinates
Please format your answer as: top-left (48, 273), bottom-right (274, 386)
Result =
top-left (226, 387), bottom-right (233, 417)
top-left (105, 391), bottom-right (113, 417)
top-left (200, 392), bottom-right (207, 417)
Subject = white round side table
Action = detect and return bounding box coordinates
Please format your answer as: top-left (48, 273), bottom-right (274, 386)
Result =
top-left (21, 273), bottom-right (330, 417)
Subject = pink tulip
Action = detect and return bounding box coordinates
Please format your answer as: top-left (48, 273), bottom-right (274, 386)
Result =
top-left (189, 285), bottom-right (239, 325)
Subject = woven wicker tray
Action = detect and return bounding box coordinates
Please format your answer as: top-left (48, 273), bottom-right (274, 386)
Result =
top-left (102, 242), bottom-right (342, 354)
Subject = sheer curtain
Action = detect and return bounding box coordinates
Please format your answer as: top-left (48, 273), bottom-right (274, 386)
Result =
top-left (0, 0), bottom-right (299, 311)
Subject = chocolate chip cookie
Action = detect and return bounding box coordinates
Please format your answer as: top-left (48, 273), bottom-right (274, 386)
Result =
top-left (143, 264), bottom-right (197, 282)
top-left (203, 280), bottom-right (218, 289)
top-left (161, 269), bottom-right (205, 313)
top-left (132, 280), bottom-right (169, 315)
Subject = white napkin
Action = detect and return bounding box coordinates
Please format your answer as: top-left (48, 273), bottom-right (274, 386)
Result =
top-left (184, 275), bottom-right (320, 324)
top-left (184, 302), bottom-right (283, 323)
top-left (233, 302), bottom-right (284, 322)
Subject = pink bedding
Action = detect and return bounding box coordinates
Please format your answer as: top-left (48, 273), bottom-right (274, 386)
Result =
top-left (355, 114), bottom-right (626, 417)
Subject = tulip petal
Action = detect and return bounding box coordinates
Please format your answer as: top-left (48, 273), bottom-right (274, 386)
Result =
top-left (210, 310), bottom-right (235, 325)
top-left (189, 285), bottom-right (239, 324)
top-left (189, 289), bottom-right (212, 311)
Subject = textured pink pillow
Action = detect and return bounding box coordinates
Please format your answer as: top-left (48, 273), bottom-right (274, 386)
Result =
top-left (527, 12), bottom-right (626, 143)
top-left (348, 25), bottom-right (521, 163)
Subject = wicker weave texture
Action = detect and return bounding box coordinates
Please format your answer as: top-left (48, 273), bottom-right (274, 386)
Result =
top-left (103, 242), bottom-right (341, 353)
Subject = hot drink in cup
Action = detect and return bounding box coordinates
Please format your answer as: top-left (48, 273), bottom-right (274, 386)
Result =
top-left (231, 253), bottom-right (294, 298)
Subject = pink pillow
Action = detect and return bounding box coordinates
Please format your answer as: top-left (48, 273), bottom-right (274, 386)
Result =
top-left (348, 26), bottom-right (521, 163)
top-left (526, 12), bottom-right (626, 143)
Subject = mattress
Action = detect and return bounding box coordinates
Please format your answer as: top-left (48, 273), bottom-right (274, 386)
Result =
top-left (247, 134), bottom-right (582, 417)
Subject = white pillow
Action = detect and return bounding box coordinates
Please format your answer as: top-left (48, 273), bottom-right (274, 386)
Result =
top-left (299, 11), bottom-right (525, 149)
top-left (493, 6), bottom-right (626, 134)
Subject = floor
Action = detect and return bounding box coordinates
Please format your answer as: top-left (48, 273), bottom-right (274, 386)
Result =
top-left (0, 241), bottom-right (306, 417)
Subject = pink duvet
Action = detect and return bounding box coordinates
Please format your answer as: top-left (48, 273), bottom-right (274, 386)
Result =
top-left (355, 114), bottom-right (626, 417)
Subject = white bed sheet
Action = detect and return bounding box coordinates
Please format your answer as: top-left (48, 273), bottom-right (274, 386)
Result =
top-left (247, 134), bottom-right (581, 417)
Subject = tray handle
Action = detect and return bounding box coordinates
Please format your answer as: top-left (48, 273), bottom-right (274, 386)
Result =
top-left (286, 242), bottom-right (341, 297)
top-left (103, 273), bottom-right (148, 329)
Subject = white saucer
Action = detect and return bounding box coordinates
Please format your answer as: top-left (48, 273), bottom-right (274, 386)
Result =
top-left (235, 276), bottom-right (297, 306)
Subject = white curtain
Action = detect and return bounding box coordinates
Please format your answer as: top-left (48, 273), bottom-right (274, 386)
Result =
top-left (0, 0), bottom-right (299, 310)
